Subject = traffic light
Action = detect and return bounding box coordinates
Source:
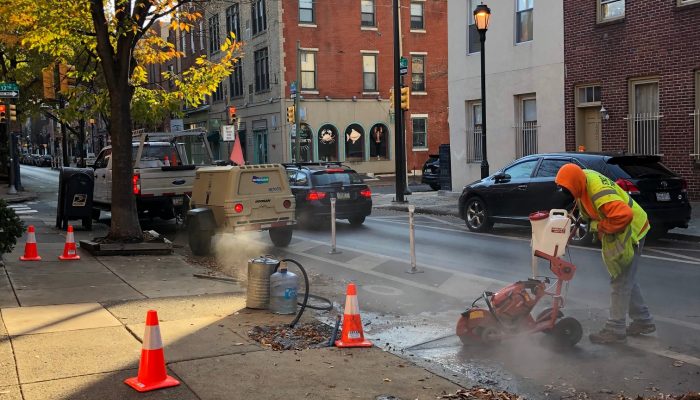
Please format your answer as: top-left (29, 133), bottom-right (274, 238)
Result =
top-left (227, 105), bottom-right (237, 124)
top-left (0, 103), bottom-right (6, 123)
top-left (389, 88), bottom-right (394, 105)
top-left (286, 105), bottom-right (295, 123)
top-left (9, 104), bottom-right (16, 122)
top-left (400, 87), bottom-right (410, 110)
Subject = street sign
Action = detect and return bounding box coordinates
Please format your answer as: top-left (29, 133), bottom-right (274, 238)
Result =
top-left (290, 81), bottom-right (297, 95)
top-left (0, 83), bottom-right (19, 91)
top-left (221, 124), bottom-right (236, 141)
top-left (399, 57), bottom-right (408, 75)
top-left (0, 91), bottom-right (19, 98)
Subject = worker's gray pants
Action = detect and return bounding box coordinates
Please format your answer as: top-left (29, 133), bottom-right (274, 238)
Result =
top-left (605, 238), bottom-right (653, 334)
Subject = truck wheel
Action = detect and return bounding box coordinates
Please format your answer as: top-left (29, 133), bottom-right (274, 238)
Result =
top-left (189, 230), bottom-right (212, 256)
top-left (82, 217), bottom-right (92, 231)
top-left (269, 227), bottom-right (293, 247)
top-left (91, 208), bottom-right (101, 221)
top-left (348, 216), bottom-right (366, 226)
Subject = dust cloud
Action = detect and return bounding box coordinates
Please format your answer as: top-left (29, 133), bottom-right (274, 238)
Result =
top-left (212, 231), bottom-right (276, 283)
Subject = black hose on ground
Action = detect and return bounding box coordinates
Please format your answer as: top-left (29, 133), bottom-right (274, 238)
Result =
top-left (276, 258), bottom-right (334, 328)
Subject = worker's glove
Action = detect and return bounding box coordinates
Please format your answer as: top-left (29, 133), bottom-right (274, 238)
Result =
top-left (590, 220), bottom-right (599, 232)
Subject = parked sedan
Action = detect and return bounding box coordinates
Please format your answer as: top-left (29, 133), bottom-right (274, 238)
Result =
top-left (458, 153), bottom-right (691, 243)
top-left (421, 155), bottom-right (441, 191)
top-left (285, 163), bottom-right (372, 227)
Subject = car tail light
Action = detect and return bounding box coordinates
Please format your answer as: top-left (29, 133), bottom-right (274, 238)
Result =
top-left (615, 178), bottom-right (640, 195)
top-left (306, 190), bottom-right (327, 201)
top-left (234, 203), bottom-right (244, 213)
top-left (283, 200), bottom-right (292, 208)
top-left (681, 180), bottom-right (688, 193)
top-left (132, 174), bottom-right (140, 195)
top-left (360, 188), bottom-right (372, 198)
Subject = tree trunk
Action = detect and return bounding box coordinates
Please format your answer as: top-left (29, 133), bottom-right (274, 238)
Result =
top-left (107, 89), bottom-right (143, 242)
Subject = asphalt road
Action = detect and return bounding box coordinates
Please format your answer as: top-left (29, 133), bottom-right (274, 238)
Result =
top-left (17, 165), bottom-right (700, 399)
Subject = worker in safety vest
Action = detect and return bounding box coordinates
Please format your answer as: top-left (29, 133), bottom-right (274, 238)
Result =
top-left (555, 163), bottom-right (654, 344)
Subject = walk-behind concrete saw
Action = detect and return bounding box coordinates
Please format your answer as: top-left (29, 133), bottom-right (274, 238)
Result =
top-left (456, 209), bottom-right (583, 347)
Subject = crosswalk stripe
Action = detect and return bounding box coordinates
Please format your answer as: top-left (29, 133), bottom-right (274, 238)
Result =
top-left (15, 210), bottom-right (38, 214)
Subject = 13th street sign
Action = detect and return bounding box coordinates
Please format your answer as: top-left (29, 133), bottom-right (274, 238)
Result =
top-left (399, 57), bottom-right (408, 75)
top-left (0, 83), bottom-right (19, 98)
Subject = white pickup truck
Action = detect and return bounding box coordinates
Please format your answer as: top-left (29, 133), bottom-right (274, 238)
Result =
top-left (91, 130), bottom-right (215, 221)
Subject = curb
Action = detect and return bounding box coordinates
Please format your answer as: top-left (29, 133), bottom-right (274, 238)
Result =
top-left (665, 232), bottom-right (700, 243)
top-left (375, 204), bottom-right (461, 218)
top-left (1, 194), bottom-right (38, 204)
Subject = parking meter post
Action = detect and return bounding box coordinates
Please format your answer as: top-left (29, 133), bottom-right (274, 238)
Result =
top-left (406, 204), bottom-right (423, 274)
top-left (329, 197), bottom-right (342, 255)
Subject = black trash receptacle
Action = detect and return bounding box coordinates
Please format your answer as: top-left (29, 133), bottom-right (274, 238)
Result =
top-left (438, 144), bottom-right (452, 191)
top-left (57, 167), bottom-right (94, 231)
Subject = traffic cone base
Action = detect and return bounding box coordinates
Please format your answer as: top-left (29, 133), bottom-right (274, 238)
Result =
top-left (124, 310), bottom-right (180, 392)
top-left (58, 225), bottom-right (80, 261)
top-left (335, 282), bottom-right (373, 348)
top-left (20, 225), bottom-right (41, 261)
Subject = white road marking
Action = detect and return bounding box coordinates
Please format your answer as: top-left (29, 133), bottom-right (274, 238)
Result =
top-left (15, 210), bottom-right (38, 214)
top-left (362, 284), bottom-right (404, 296)
top-left (646, 248), bottom-right (700, 263)
top-left (627, 337), bottom-right (700, 367)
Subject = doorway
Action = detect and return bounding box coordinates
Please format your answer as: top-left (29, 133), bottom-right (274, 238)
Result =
top-left (582, 107), bottom-right (601, 152)
top-left (253, 130), bottom-right (268, 164)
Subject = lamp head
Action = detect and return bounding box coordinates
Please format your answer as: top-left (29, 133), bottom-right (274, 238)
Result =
top-left (473, 3), bottom-right (491, 32)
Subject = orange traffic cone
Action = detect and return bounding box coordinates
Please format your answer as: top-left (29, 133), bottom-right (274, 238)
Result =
top-left (335, 282), bottom-right (372, 348)
top-left (125, 310), bottom-right (180, 392)
top-left (163, 155), bottom-right (170, 167)
top-left (58, 225), bottom-right (80, 261)
top-left (19, 225), bottom-right (42, 261)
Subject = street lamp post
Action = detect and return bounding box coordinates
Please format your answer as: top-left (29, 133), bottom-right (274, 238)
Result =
top-left (474, 3), bottom-right (491, 179)
top-left (89, 118), bottom-right (96, 154)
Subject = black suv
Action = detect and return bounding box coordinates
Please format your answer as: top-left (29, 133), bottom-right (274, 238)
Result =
top-left (458, 153), bottom-right (691, 242)
top-left (421, 155), bottom-right (441, 191)
top-left (284, 163), bottom-right (373, 227)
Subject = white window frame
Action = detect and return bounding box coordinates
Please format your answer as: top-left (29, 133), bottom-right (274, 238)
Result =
top-left (693, 71), bottom-right (700, 160)
top-left (361, 0), bottom-right (376, 27)
top-left (576, 85), bottom-right (602, 107)
top-left (466, 100), bottom-right (483, 163)
top-left (410, 1), bottom-right (425, 31)
top-left (515, 94), bottom-right (538, 158)
top-left (411, 114), bottom-right (428, 150)
top-left (410, 53), bottom-right (426, 93)
top-left (362, 52), bottom-right (378, 93)
top-left (597, 0), bottom-right (625, 23)
top-left (467, 0), bottom-right (481, 54)
top-left (299, 0), bottom-right (314, 23)
top-left (678, 0), bottom-right (700, 6)
top-left (627, 78), bottom-right (661, 155)
top-left (300, 49), bottom-right (317, 91)
top-left (515, 0), bottom-right (533, 44)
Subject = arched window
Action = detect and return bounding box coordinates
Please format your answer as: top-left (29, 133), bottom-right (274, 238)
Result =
top-left (317, 124), bottom-right (339, 161)
top-left (344, 124), bottom-right (365, 161)
top-left (298, 123), bottom-right (313, 162)
top-left (369, 123), bottom-right (389, 160)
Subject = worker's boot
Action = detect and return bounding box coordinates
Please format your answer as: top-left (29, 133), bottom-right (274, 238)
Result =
top-left (589, 328), bottom-right (626, 344)
top-left (626, 321), bottom-right (656, 336)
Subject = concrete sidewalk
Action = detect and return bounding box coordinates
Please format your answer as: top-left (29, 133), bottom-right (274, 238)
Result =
top-left (372, 190), bottom-right (700, 242)
top-left (0, 186), bottom-right (37, 204)
top-left (0, 221), bottom-right (464, 399)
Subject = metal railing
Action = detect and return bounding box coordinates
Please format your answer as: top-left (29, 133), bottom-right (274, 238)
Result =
top-left (625, 113), bottom-right (662, 155)
top-left (514, 121), bottom-right (538, 158)
top-left (692, 110), bottom-right (700, 161)
top-left (465, 126), bottom-right (483, 163)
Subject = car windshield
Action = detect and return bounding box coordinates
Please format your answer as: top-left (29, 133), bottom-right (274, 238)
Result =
top-left (606, 158), bottom-right (675, 179)
top-left (132, 144), bottom-right (181, 168)
top-left (311, 171), bottom-right (364, 186)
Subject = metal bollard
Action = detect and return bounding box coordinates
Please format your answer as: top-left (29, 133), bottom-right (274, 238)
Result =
top-left (329, 197), bottom-right (342, 254)
top-left (406, 204), bottom-right (423, 274)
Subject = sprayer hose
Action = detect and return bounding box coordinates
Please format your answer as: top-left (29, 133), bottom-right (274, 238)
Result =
top-left (277, 258), bottom-right (333, 328)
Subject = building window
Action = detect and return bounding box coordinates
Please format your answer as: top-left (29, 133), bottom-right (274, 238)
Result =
top-left (370, 123), bottom-right (389, 160)
top-left (598, 0), bottom-right (624, 23)
top-left (412, 117), bottom-right (427, 149)
top-left (180, 28), bottom-right (187, 55)
top-left (252, 0), bottom-right (267, 35)
top-left (516, 0), bottom-right (533, 43)
top-left (300, 51), bottom-right (316, 90)
top-left (411, 55), bottom-right (425, 92)
top-left (299, 0), bottom-right (314, 23)
top-left (199, 22), bottom-right (204, 51)
top-left (361, 0), bottom-right (375, 27)
top-left (229, 65), bottom-right (244, 98)
top-left (362, 54), bottom-right (377, 92)
top-left (410, 2), bottom-right (424, 30)
top-left (345, 124), bottom-right (365, 161)
top-left (515, 95), bottom-right (537, 157)
top-left (208, 15), bottom-right (221, 55)
top-left (466, 101), bottom-right (482, 163)
top-left (627, 80), bottom-right (660, 155)
top-left (467, 0), bottom-right (481, 54)
top-left (318, 124), bottom-right (339, 161)
top-left (226, 4), bottom-right (241, 39)
top-left (212, 81), bottom-right (224, 102)
top-left (254, 48), bottom-right (270, 92)
top-left (576, 85), bottom-right (601, 106)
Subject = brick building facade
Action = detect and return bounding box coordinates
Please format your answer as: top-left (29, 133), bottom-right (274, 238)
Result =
top-left (564, 0), bottom-right (700, 200)
top-left (282, 0), bottom-right (449, 173)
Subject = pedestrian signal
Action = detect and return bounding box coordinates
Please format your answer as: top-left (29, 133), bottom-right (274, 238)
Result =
top-left (286, 106), bottom-right (295, 123)
top-left (400, 87), bottom-right (410, 110)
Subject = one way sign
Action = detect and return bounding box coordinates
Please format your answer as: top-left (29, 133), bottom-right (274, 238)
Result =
top-left (0, 91), bottom-right (19, 98)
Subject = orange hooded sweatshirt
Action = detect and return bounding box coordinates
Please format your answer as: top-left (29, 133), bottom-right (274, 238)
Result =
top-left (555, 164), bottom-right (633, 235)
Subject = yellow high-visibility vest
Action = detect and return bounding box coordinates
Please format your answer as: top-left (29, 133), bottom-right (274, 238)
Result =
top-left (579, 170), bottom-right (650, 278)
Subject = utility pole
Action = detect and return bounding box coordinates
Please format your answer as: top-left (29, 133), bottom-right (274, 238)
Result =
top-left (392, 0), bottom-right (406, 203)
top-left (294, 40), bottom-right (302, 163)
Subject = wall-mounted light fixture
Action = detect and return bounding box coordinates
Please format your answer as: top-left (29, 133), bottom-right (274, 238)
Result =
top-left (325, 95), bottom-right (331, 101)
top-left (600, 106), bottom-right (609, 121)
top-left (352, 96), bottom-right (357, 102)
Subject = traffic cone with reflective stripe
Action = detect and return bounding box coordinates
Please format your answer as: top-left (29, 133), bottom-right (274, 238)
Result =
top-left (58, 225), bottom-right (80, 261)
top-left (19, 225), bottom-right (42, 261)
top-left (335, 282), bottom-right (372, 348)
top-left (125, 310), bottom-right (180, 392)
